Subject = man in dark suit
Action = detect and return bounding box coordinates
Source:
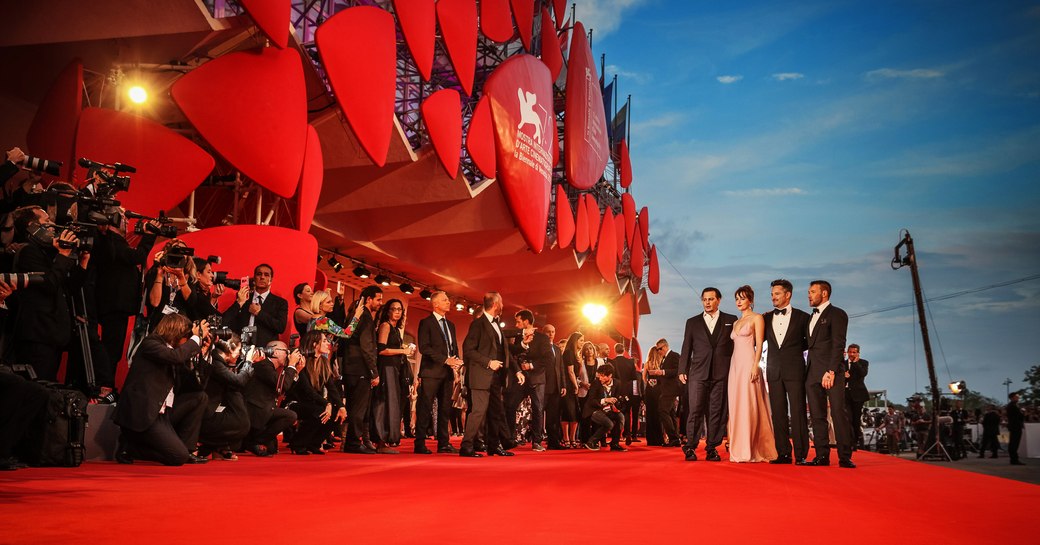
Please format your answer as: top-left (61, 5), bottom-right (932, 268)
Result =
top-left (541, 324), bottom-right (567, 450)
top-left (1007, 392), bottom-right (1025, 465)
top-left (241, 339), bottom-right (300, 456)
top-left (505, 309), bottom-right (554, 451)
top-left (414, 290), bottom-right (463, 454)
top-left (582, 363), bottom-right (627, 451)
top-left (804, 280), bottom-right (854, 468)
top-left (843, 343), bottom-right (869, 450)
top-left (340, 285), bottom-right (382, 454)
top-left (763, 279), bottom-right (811, 464)
top-left (460, 292), bottom-right (521, 457)
top-left (611, 342), bottom-right (642, 446)
top-left (222, 263), bottom-right (288, 348)
top-left (646, 338), bottom-right (682, 447)
top-left (679, 287), bottom-right (737, 461)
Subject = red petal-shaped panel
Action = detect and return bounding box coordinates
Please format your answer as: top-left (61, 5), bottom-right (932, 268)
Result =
top-left (539, 6), bottom-right (564, 82)
top-left (171, 47), bottom-right (305, 197)
top-left (421, 89), bottom-right (463, 178)
top-left (26, 58), bottom-right (82, 182)
top-left (564, 22), bottom-right (610, 189)
top-left (484, 55), bottom-right (557, 254)
top-left (638, 206), bottom-right (650, 251)
top-left (630, 222), bottom-right (644, 279)
top-left (610, 292), bottom-right (634, 339)
top-left (584, 194), bottom-right (600, 250)
top-left (437, 0), bottom-right (478, 96)
top-left (510, 0), bottom-right (535, 51)
top-left (648, 244), bottom-right (660, 294)
top-left (617, 138), bottom-right (633, 188)
top-left (553, 0), bottom-right (566, 30)
top-left (297, 125), bottom-right (323, 233)
top-left (240, 0), bottom-right (291, 49)
top-left (622, 192), bottom-right (637, 246)
top-left (480, 0), bottom-right (514, 43)
top-left (394, 0), bottom-right (436, 81)
top-left (314, 268), bottom-right (328, 292)
top-left (317, 8), bottom-right (396, 167)
top-left (631, 338), bottom-right (641, 365)
top-left (74, 108), bottom-right (213, 217)
top-left (554, 184), bottom-right (574, 249)
top-left (574, 195), bottom-right (590, 253)
top-left (466, 95), bottom-right (496, 178)
top-left (595, 207), bottom-right (617, 285)
top-left (633, 294), bottom-right (641, 338)
top-left (614, 212), bottom-right (626, 261)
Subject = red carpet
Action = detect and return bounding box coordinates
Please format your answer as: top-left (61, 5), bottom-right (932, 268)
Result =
top-left (1, 440), bottom-right (1036, 544)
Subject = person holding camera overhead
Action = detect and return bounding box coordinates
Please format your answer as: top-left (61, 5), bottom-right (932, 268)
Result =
top-left (285, 331), bottom-right (344, 455)
top-left (113, 313), bottom-right (211, 466)
top-left (144, 239), bottom-right (199, 332)
top-left (221, 263), bottom-right (288, 348)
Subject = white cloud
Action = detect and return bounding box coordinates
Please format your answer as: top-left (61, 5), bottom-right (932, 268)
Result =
top-left (571, 0), bottom-right (648, 37)
top-left (865, 68), bottom-right (944, 81)
top-left (772, 72), bottom-right (805, 81)
top-left (721, 187), bottom-right (807, 197)
top-left (717, 75), bottom-right (743, 84)
top-left (604, 64), bottom-right (651, 84)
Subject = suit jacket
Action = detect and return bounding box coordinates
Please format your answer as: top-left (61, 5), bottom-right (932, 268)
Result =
top-left (509, 330), bottom-right (553, 385)
top-left (417, 313), bottom-right (459, 380)
top-left (805, 303), bottom-right (848, 383)
top-left (845, 358), bottom-right (869, 403)
top-left (201, 352), bottom-right (250, 413)
top-left (546, 343), bottom-right (564, 390)
top-left (611, 355), bottom-right (641, 397)
top-left (242, 358), bottom-right (297, 431)
top-left (582, 379), bottom-right (626, 419)
top-left (342, 310), bottom-right (378, 378)
top-left (113, 334), bottom-right (200, 432)
top-left (763, 307), bottom-right (810, 382)
top-left (657, 350), bottom-right (682, 396)
top-left (462, 313), bottom-right (515, 391)
top-left (222, 290), bottom-right (288, 347)
top-left (92, 228), bottom-right (155, 317)
top-left (10, 242), bottom-right (79, 346)
top-left (678, 311), bottom-right (737, 381)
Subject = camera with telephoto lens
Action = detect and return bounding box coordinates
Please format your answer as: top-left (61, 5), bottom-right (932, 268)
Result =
top-left (20, 155), bottom-right (63, 177)
top-left (0, 272), bottom-right (45, 289)
top-left (131, 210), bottom-right (178, 238)
top-left (213, 271), bottom-right (241, 290)
top-left (206, 314), bottom-right (234, 341)
top-left (162, 246), bottom-right (194, 269)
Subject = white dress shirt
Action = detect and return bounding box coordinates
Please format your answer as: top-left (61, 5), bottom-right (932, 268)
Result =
top-left (772, 304), bottom-right (791, 347)
top-left (703, 311), bottom-right (719, 334)
top-left (809, 300), bottom-right (830, 336)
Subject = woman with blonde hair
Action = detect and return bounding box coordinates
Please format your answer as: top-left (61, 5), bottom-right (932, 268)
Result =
top-left (642, 346), bottom-right (664, 446)
top-left (144, 239), bottom-right (199, 331)
top-left (308, 289), bottom-right (364, 338)
top-left (560, 331), bottom-right (585, 447)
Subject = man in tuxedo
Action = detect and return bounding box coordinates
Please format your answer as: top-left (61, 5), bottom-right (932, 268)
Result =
top-left (679, 287), bottom-right (737, 461)
top-left (542, 324), bottom-right (567, 450)
top-left (241, 340), bottom-right (300, 456)
top-left (222, 264), bottom-right (288, 347)
top-left (763, 279), bottom-right (810, 465)
top-left (582, 363), bottom-right (628, 451)
top-left (460, 292), bottom-right (522, 457)
top-left (1007, 392), bottom-right (1025, 465)
top-left (611, 342), bottom-right (642, 446)
top-left (804, 280), bottom-right (854, 468)
top-left (414, 291), bottom-right (463, 454)
top-left (648, 338), bottom-right (682, 447)
top-left (505, 309), bottom-right (554, 451)
top-left (341, 285), bottom-right (382, 454)
top-left (843, 343), bottom-right (869, 450)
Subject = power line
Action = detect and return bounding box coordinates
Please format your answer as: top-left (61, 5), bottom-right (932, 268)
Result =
top-left (655, 247), bottom-right (698, 294)
top-left (849, 273), bottom-right (1040, 319)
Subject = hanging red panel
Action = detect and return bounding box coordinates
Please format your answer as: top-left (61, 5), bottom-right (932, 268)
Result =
top-left (510, 0), bottom-right (535, 51)
top-left (421, 89), bottom-right (463, 178)
top-left (171, 46), bottom-right (305, 197)
top-left (621, 192), bottom-right (636, 247)
top-left (595, 208), bottom-right (617, 285)
top-left (539, 6), bottom-right (564, 82)
top-left (314, 268), bottom-right (328, 292)
top-left (648, 244), bottom-right (660, 294)
top-left (632, 293), bottom-right (641, 337)
top-left (574, 195), bottom-right (589, 253)
top-left (614, 212), bottom-right (626, 261)
top-left (239, 0), bottom-right (291, 49)
top-left (480, 0), bottom-right (514, 43)
top-left (638, 206), bottom-right (650, 251)
top-left (584, 194), bottom-right (600, 250)
top-left (564, 21), bottom-right (609, 190)
top-left (437, 0), bottom-right (478, 96)
top-left (631, 338), bottom-right (641, 365)
top-left (316, 7), bottom-right (396, 167)
top-left (555, 184), bottom-right (575, 249)
top-left (630, 222), bottom-right (644, 279)
top-left (552, 0), bottom-right (567, 30)
top-left (610, 292), bottom-right (634, 339)
top-left (297, 125), bottom-right (323, 233)
top-left (74, 107), bottom-right (213, 217)
top-left (466, 95), bottom-right (496, 178)
top-left (394, 0), bottom-right (436, 81)
top-left (483, 54), bottom-right (557, 253)
top-left (617, 138), bottom-right (633, 188)
top-left (26, 58), bottom-right (82, 183)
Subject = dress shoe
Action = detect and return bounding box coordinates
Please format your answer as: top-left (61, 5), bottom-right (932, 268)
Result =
top-left (343, 444), bottom-right (377, 454)
top-left (487, 447), bottom-right (515, 456)
top-left (414, 445), bottom-right (433, 455)
top-left (459, 449), bottom-right (483, 458)
top-left (308, 447), bottom-right (328, 455)
top-left (437, 444), bottom-right (459, 454)
top-left (186, 454), bottom-right (209, 464)
top-left (625, 437), bottom-right (632, 446)
top-left (245, 444), bottom-right (270, 457)
top-left (683, 448), bottom-right (698, 462)
top-left (531, 442), bottom-right (546, 452)
top-left (115, 450), bottom-right (134, 465)
top-left (474, 440), bottom-right (487, 452)
top-left (582, 441), bottom-right (600, 451)
top-left (838, 460), bottom-right (856, 469)
top-left (806, 457), bottom-right (830, 466)
top-left (794, 458), bottom-right (807, 466)
top-left (770, 455), bottom-right (792, 465)
top-left (705, 448), bottom-right (721, 462)
top-left (609, 444), bottom-right (628, 452)
top-left (663, 439), bottom-right (681, 448)
top-left (291, 448), bottom-right (311, 455)
top-left (376, 446), bottom-right (399, 454)
top-left (363, 440), bottom-right (378, 451)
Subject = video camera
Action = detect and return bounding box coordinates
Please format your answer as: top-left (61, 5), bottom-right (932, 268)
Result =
top-left (130, 210), bottom-right (178, 238)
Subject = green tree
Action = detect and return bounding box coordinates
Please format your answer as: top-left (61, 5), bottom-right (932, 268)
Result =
top-left (1022, 364), bottom-right (1040, 406)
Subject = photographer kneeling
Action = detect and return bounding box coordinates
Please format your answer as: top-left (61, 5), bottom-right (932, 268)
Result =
top-left (285, 331), bottom-right (345, 455)
top-left (241, 340), bottom-right (301, 457)
top-left (197, 333), bottom-right (253, 461)
top-left (113, 314), bottom-right (210, 466)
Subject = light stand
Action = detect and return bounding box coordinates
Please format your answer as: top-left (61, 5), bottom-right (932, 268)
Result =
top-left (892, 230), bottom-right (951, 461)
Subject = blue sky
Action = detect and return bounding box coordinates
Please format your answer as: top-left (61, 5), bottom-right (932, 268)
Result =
top-left (577, 0), bottom-right (1040, 403)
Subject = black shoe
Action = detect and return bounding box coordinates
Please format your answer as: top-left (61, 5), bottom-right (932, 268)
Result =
top-left (610, 444), bottom-right (628, 452)
top-left (705, 448), bottom-right (721, 462)
top-left (794, 458), bottom-right (807, 466)
top-left (343, 444), bottom-right (377, 454)
top-left (414, 445), bottom-right (433, 455)
top-left (437, 444), bottom-right (459, 454)
top-left (664, 439), bottom-right (681, 448)
top-left (307, 447), bottom-right (327, 455)
top-left (186, 454), bottom-right (209, 464)
top-left (474, 440), bottom-right (487, 452)
top-left (770, 455), bottom-right (792, 465)
top-left (807, 457), bottom-right (830, 466)
top-left (115, 449), bottom-right (134, 465)
top-left (488, 447), bottom-right (515, 456)
top-left (838, 460), bottom-right (856, 469)
top-left (582, 441), bottom-right (600, 451)
top-left (459, 449), bottom-right (483, 458)
top-left (291, 447), bottom-right (311, 455)
top-left (683, 448), bottom-right (698, 462)
top-left (625, 437), bottom-right (633, 446)
top-left (1011, 460), bottom-right (1025, 466)
top-left (531, 443), bottom-right (546, 452)
top-left (0, 457), bottom-right (25, 470)
top-left (245, 444), bottom-right (270, 457)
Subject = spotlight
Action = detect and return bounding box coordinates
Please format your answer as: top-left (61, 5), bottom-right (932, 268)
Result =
top-left (467, 305), bottom-right (475, 315)
top-left (949, 380), bottom-right (967, 395)
top-left (327, 256), bottom-right (343, 273)
top-left (352, 265), bottom-right (370, 278)
top-left (455, 301), bottom-right (465, 311)
top-left (127, 85), bottom-right (148, 104)
top-left (399, 282), bottom-right (414, 294)
top-left (582, 303), bottom-right (608, 325)
top-left (374, 273), bottom-right (391, 286)
top-left (419, 289), bottom-right (432, 300)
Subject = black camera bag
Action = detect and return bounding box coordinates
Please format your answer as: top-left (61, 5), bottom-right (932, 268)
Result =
top-left (17, 381), bottom-right (89, 467)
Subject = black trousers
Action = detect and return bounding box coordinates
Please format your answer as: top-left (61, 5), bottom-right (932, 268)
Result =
top-left (342, 374), bottom-right (372, 448)
top-left (0, 371), bottom-right (49, 458)
top-left (168, 391), bottom-right (207, 451)
top-left (589, 409), bottom-right (624, 445)
top-left (199, 393), bottom-right (251, 449)
top-left (123, 411), bottom-right (198, 466)
top-left (505, 381), bottom-right (545, 444)
top-left (643, 385), bottom-right (662, 445)
top-left (415, 374), bottom-right (453, 448)
top-left (1009, 427), bottom-right (1022, 462)
top-left (544, 382), bottom-right (564, 448)
top-left (657, 389), bottom-right (679, 441)
top-left (16, 341), bottom-right (63, 383)
top-left (806, 375), bottom-right (852, 462)
top-left (845, 395), bottom-right (865, 448)
top-left (462, 385), bottom-right (505, 452)
top-left (686, 378), bottom-right (726, 449)
top-left (245, 407), bottom-right (297, 450)
top-left (98, 313), bottom-right (131, 387)
top-left (768, 378), bottom-right (809, 460)
top-left (622, 395), bottom-right (642, 440)
top-left (291, 410), bottom-right (336, 451)
top-left (979, 428), bottom-right (999, 456)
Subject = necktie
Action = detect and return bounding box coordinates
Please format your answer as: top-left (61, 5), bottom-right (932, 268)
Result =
top-left (439, 318), bottom-right (453, 356)
top-left (812, 308), bottom-right (820, 314)
top-left (774, 308), bottom-right (787, 316)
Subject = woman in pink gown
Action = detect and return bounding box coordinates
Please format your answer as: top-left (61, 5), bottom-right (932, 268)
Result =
top-left (727, 285), bottom-right (777, 463)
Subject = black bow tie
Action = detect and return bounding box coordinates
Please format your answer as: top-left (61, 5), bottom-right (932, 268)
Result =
top-left (773, 308), bottom-right (787, 316)
top-left (812, 308), bottom-right (820, 314)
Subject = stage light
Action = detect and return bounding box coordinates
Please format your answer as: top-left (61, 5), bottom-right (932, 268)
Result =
top-left (374, 273), bottom-right (391, 286)
top-left (455, 301), bottom-right (465, 311)
top-left (419, 288), bottom-right (432, 301)
top-left (327, 256), bottom-right (343, 273)
top-left (949, 380), bottom-right (967, 395)
top-left (467, 305), bottom-right (475, 315)
top-left (582, 303), bottom-right (608, 325)
top-left (399, 282), bottom-right (414, 294)
top-left (352, 265), bottom-right (370, 278)
top-left (127, 85), bottom-right (148, 104)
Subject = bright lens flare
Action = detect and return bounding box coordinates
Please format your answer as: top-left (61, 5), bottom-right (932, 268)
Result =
top-left (582, 303), bottom-right (608, 325)
top-left (127, 85), bottom-right (148, 104)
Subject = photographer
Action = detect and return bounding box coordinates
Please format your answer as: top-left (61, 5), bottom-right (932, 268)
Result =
top-left (112, 313), bottom-right (210, 466)
top-left (241, 339), bottom-right (300, 457)
top-left (144, 239), bottom-right (200, 332)
top-left (188, 257), bottom-right (227, 321)
top-left (221, 263), bottom-right (287, 348)
top-left (197, 333), bottom-right (253, 461)
top-left (285, 331), bottom-right (344, 455)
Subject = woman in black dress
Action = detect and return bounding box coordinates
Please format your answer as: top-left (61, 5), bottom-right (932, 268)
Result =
top-left (560, 331), bottom-right (584, 447)
top-left (371, 299), bottom-right (413, 453)
top-left (642, 346), bottom-right (664, 446)
top-left (292, 282), bottom-right (314, 337)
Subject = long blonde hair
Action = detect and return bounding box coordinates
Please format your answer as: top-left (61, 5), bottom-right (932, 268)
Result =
top-left (645, 346), bottom-right (663, 371)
